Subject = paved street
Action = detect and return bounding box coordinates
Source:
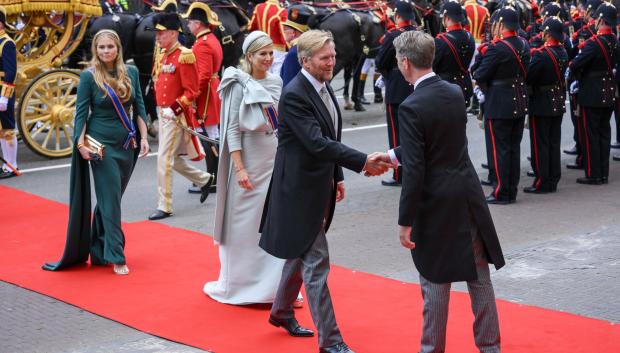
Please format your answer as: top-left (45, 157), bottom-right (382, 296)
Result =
top-left (1, 72), bottom-right (619, 353)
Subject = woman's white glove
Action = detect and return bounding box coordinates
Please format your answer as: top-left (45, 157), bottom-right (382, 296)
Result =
top-left (0, 97), bottom-right (8, 112)
top-left (474, 86), bottom-right (485, 104)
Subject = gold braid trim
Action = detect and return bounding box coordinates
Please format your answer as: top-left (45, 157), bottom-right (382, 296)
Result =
top-left (179, 47), bottom-right (196, 64)
top-left (0, 82), bottom-right (15, 98)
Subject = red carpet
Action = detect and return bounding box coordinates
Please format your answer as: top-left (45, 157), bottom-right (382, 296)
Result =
top-left (0, 185), bottom-right (618, 353)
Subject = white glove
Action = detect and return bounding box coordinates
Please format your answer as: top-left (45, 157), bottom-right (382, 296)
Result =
top-left (474, 86), bottom-right (485, 104)
top-left (0, 97), bottom-right (7, 112)
top-left (375, 76), bottom-right (385, 89)
top-left (564, 68), bottom-right (571, 81)
top-left (161, 107), bottom-right (175, 120)
top-left (570, 81), bottom-right (579, 95)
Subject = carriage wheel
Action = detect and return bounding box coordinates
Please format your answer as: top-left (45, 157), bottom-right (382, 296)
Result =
top-left (18, 70), bottom-right (80, 158)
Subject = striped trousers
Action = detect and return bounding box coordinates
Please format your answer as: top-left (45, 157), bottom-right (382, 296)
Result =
top-left (419, 222), bottom-right (501, 353)
top-left (270, 229), bottom-right (343, 348)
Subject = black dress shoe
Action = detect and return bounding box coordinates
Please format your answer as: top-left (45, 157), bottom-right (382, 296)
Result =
top-left (359, 96), bottom-right (370, 105)
top-left (486, 194), bottom-right (510, 205)
top-left (353, 101), bottom-right (366, 112)
top-left (613, 155), bottom-right (620, 161)
top-left (611, 141), bottom-right (620, 149)
top-left (148, 210), bottom-right (172, 220)
top-left (268, 316), bottom-right (314, 337)
top-left (566, 162), bottom-right (584, 170)
top-left (0, 169), bottom-right (18, 179)
top-left (200, 175), bottom-right (215, 203)
top-left (320, 342), bottom-right (355, 353)
top-left (480, 179), bottom-right (493, 186)
top-left (523, 186), bottom-right (548, 194)
top-left (374, 95), bottom-right (383, 103)
top-left (381, 178), bottom-right (401, 187)
top-left (576, 177), bottom-right (603, 185)
top-left (563, 145), bottom-right (578, 155)
top-left (526, 170), bottom-right (536, 177)
top-left (188, 184), bottom-right (201, 194)
top-left (481, 163), bottom-right (489, 169)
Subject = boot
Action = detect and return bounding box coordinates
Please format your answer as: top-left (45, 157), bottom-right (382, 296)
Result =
top-left (373, 74), bottom-right (383, 103)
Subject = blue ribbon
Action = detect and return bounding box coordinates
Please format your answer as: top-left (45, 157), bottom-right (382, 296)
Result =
top-left (103, 82), bottom-right (137, 150)
top-left (264, 105), bottom-right (278, 137)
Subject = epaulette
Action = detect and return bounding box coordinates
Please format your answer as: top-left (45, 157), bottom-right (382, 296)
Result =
top-left (478, 42), bottom-right (489, 55)
top-left (179, 47), bottom-right (196, 64)
top-left (578, 35), bottom-right (596, 49)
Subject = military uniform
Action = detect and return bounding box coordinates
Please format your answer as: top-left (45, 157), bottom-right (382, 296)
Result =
top-left (150, 13), bottom-right (213, 220)
top-left (464, 0), bottom-right (490, 43)
top-left (473, 8), bottom-right (530, 204)
top-left (280, 4), bottom-right (310, 87)
top-left (525, 18), bottom-right (568, 193)
top-left (248, 0), bottom-right (288, 74)
top-left (568, 3), bottom-right (620, 184)
top-left (184, 2), bottom-right (224, 187)
top-left (0, 9), bottom-right (17, 179)
top-left (375, 1), bottom-right (416, 185)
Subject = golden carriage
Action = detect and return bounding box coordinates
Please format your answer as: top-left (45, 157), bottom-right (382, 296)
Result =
top-left (2, 0), bottom-right (101, 157)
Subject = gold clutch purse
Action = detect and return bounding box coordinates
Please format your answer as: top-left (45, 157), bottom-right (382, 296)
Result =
top-left (84, 134), bottom-right (105, 160)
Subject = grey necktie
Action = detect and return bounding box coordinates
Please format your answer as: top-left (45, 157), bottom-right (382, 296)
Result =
top-left (319, 86), bottom-right (337, 133)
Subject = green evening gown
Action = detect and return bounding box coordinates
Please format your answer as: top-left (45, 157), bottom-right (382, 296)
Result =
top-left (43, 65), bottom-right (147, 270)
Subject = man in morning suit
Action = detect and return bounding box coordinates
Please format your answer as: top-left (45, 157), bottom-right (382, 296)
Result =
top-left (568, 2), bottom-right (620, 184)
top-left (473, 7), bottom-right (530, 204)
top-left (184, 2), bottom-right (223, 195)
top-left (375, 0), bottom-right (416, 187)
top-left (259, 30), bottom-right (390, 353)
top-left (384, 30), bottom-right (505, 353)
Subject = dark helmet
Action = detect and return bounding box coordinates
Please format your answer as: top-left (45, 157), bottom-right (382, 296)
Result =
top-left (493, 6), bottom-right (520, 31)
top-left (394, 0), bottom-right (416, 21)
top-left (152, 12), bottom-right (182, 31)
top-left (440, 1), bottom-right (467, 23)
top-left (542, 3), bottom-right (563, 19)
top-left (593, 2), bottom-right (617, 26)
top-left (585, 0), bottom-right (604, 15)
top-left (542, 16), bottom-right (564, 41)
top-left (283, 4), bottom-right (312, 33)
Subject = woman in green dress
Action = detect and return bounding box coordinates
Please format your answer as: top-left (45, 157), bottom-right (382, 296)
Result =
top-left (43, 29), bottom-right (149, 275)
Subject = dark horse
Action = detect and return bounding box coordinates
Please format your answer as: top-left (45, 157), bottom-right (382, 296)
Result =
top-left (71, 0), bottom-right (249, 123)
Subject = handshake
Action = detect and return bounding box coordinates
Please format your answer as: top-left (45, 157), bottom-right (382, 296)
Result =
top-left (363, 152), bottom-right (394, 177)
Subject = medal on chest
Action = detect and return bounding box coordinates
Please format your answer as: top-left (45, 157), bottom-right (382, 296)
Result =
top-left (162, 62), bottom-right (176, 74)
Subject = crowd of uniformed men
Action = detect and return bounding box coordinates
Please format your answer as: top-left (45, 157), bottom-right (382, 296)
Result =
top-left (2, 0), bottom-right (620, 208)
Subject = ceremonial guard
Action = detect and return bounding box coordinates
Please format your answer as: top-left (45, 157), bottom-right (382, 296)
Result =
top-left (434, 1), bottom-right (475, 105)
top-left (525, 17), bottom-right (568, 194)
top-left (280, 4), bottom-right (310, 86)
top-left (568, 3), bottom-right (620, 185)
top-left (148, 13), bottom-right (214, 221)
top-left (152, 0), bottom-right (177, 13)
top-left (565, 0), bottom-right (601, 163)
top-left (463, 0), bottom-right (490, 44)
top-left (375, 0), bottom-right (416, 187)
top-left (248, 0), bottom-right (288, 74)
top-left (183, 2), bottom-right (223, 195)
top-left (473, 7), bottom-right (530, 204)
top-left (0, 6), bottom-right (17, 179)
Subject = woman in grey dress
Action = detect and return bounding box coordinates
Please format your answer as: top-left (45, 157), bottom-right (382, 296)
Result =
top-left (206, 31), bottom-right (302, 305)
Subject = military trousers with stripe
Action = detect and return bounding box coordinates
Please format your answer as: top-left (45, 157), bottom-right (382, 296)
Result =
top-left (386, 103), bottom-right (403, 182)
top-left (527, 115), bottom-right (562, 192)
top-left (579, 106), bottom-right (613, 180)
top-left (156, 112), bottom-right (211, 213)
top-left (486, 117), bottom-right (525, 201)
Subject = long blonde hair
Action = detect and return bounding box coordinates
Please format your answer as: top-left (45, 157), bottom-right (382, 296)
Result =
top-left (90, 30), bottom-right (132, 102)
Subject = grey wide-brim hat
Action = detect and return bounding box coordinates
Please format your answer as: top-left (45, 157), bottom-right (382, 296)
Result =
top-left (243, 30), bottom-right (270, 55)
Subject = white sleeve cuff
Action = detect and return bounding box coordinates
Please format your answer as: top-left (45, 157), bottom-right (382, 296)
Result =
top-left (388, 149), bottom-right (400, 167)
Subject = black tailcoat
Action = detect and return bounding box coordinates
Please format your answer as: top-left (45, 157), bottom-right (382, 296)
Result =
top-left (259, 73), bottom-right (367, 259)
top-left (396, 75), bottom-right (505, 283)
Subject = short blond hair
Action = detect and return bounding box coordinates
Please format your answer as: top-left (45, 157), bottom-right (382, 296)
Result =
top-left (297, 29), bottom-right (334, 65)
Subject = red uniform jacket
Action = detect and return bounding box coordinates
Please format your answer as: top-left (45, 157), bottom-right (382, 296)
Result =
top-left (193, 29), bottom-right (223, 126)
top-left (248, 0), bottom-right (287, 51)
top-left (155, 43), bottom-right (199, 127)
top-left (464, 0), bottom-right (489, 43)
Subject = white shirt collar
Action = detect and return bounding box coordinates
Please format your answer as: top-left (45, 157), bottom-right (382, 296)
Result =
top-left (301, 68), bottom-right (325, 93)
top-left (413, 71), bottom-right (436, 90)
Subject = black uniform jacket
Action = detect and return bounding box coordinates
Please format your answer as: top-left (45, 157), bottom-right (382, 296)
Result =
top-left (570, 31), bottom-right (620, 108)
top-left (395, 75), bottom-right (505, 283)
top-left (375, 24), bottom-right (416, 104)
top-left (527, 43), bottom-right (568, 116)
top-left (473, 33), bottom-right (531, 119)
top-left (259, 72), bottom-right (367, 259)
top-left (433, 27), bottom-right (475, 102)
